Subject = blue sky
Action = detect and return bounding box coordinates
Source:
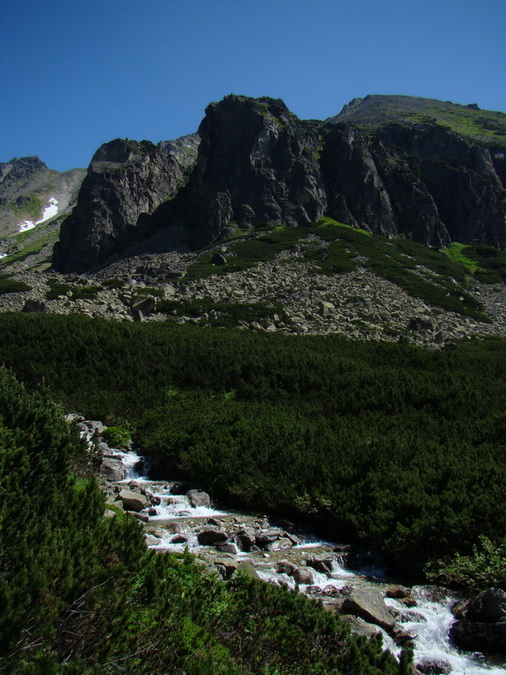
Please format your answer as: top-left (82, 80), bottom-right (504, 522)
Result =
top-left (1, 0), bottom-right (505, 172)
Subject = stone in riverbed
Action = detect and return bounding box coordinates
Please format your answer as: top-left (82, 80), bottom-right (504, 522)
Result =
top-left (236, 528), bottom-right (256, 551)
top-left (169, 481), bottom-right (189, 495)
top-left (415, 658), bottom-right (452, 674)
top-left (305, 553), bottom-right (334, 575)
top-left (197, 528), bottom-right (228, 546)
top-left (233, 560), bottom-right (260, 580)
top-left (187, 489), bottom-right (211, 508)
top-left (450, 587), bottom-right (506, 654)
top-left (293, 567), bottom-right (314, 585)
top-left (276, 560), bottom-right (298, 575)
top-left (171, 534), bottom-right (188, 544)
top-left (341, 587), bottom-right (396, 632)
top-left (213, 557), bottom-right (239, 580)
top-left (118, 488), bottom-right (149, 512)
top-left (100, 458), bottom-right (127, 482)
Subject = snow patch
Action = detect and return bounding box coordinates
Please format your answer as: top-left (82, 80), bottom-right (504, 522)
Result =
top-left (18, 197), bottom-right (59, 233)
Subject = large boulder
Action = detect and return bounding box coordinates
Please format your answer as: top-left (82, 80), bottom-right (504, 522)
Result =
top-left (187, 489), bottom-right (211, 508)
top-left (450, 587), bottom-right (506, 653)
top-left (197, 528), bottom-right (228, 546)
top-left (117, 488), bottom-right (149, 512)
top-left (100, 457), bottom-right (126, 482)
top-left (341, 587), bottom-right (397, 632)
top-left (180, 95), bottom-right (327, 247)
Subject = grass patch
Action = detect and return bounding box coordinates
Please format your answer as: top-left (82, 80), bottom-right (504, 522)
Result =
top-left (46, 279), bottom-right (101, 300)
top-left (0, 278), bottom-right (31, 294)
top-left (185, 219), bottom-right (491, 320)
top-left (134, 286), bottom-right (164, 297)
top-left (157, 297), bottom-right (285, 327)
top-left (7, 194), bottom-right (42, 220)
top-left (442, 242), bottom-right (480, 275)
top-left (101, 278), bottom-right (126, 289)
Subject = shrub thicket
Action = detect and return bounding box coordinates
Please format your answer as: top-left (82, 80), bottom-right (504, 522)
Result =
top-left (0, 366), bottom-right (408, 673)
top-left (1, 313), bottom-right (506, 584)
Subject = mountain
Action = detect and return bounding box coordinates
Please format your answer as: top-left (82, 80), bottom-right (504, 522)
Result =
top-left (51, 94), bottom-right (506, 273)
top-left (0, 156), bottom-right (86, 265)
top-left (0, 156), bottom-right (85, 236)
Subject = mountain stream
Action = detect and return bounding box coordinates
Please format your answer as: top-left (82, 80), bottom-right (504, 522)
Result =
top-left (112, 448), bottom-right (503, 674)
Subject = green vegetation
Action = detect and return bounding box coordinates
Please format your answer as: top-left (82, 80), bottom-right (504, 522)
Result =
top-left (101, 424), bottom-right (132, 447)
top-left (157, 297), bottom-right (285, 327)
top-left (2, 313), bottom-right (506, 585)
top-left (427, 536), bottom-right (506, 593)
top-left (101, 278), bottom-right (126, 289)
top-left (442, 242), bottom-right (479, 274)
top-left (335, 95), bottom-right (506, 147)
top-left (0, 365), bottom-right (408, 672)
top-left (7, 193), bottom-right (42, 220)
top-left (46, 278), bottom-right (101, 300)
top-left (0, 277), bottom-right (31, 294)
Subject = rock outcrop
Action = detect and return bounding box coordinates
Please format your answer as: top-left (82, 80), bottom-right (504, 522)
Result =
top-left (450, 587), bottom-right (506, 653)
top-left (176, 95), bottom-right (327, 246)
top-left (52, 138), bottom-right (196, 273)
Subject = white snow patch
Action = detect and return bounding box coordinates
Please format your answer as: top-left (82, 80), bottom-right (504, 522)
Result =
top-left (0, 253), bottom-right (7, 260)
top-left (18, 197), bottom-right (59, 233)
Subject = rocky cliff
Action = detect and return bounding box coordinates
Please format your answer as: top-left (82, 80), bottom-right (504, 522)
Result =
top-left (52, 137), bottom-right (198, 273)
top-left (52, 94), bottom-right (506, 273)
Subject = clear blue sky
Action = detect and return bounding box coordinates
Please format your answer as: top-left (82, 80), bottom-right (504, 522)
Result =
top-left (1, 0), bottom-right (505, 172)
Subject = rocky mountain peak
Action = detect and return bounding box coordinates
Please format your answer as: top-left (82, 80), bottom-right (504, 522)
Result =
top-left (0, 156), bottom-right (48, 184)
top-left (177, 94), bottom-right (326, 246)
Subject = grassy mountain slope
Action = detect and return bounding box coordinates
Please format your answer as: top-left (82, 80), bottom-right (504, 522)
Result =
top-left (327, 94), bottom-right (506, 146)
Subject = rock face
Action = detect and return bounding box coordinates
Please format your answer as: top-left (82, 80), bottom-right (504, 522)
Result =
top-left (52, 138), bottom-right (194, 273)
top-left (177, 95), bottom-right (327, 246)
top-left (450, 587), bottom-right (506, 653)
top-left (51, 94), bottom-right (506, 273)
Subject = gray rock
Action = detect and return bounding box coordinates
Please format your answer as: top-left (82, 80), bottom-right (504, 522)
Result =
top-left (450, 587), bottom-right (506, 654)
top-left (170, 481), bottom-right (189, 495)
top-left (341, 588), bottom-right (397, 632)
top-left (339, 615), bottom-right (382, 639)
top-left (100, 457), bottom-right (126, 482)
top-left (197, 528), bottom-right (228, 546)
top-left (22, 299), bottom-right (46, 313)
top-left (171, 534), bottom-right (188, 544)
top-left (213, 556), bottom-right (239, 580)
top-left (305, 553), bottom-right (334, 576)
top-left (276, 560), bottom-right (298, 576)
top-left (233, 560), bottom-right (260, 580)
top-left (187, 489), bottom-right (211, 508)
top-left (118, 488), bottom-right (149, 512)
top-left (293, 567), bottom-right (314, 585)
top-left (415, 658), bottom-right (452, 674)
top-left (211, 252), bottom-right (227, 265)
top-left (320, 301), bottom-right (335, 317)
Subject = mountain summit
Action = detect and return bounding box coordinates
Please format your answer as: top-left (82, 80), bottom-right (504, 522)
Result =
top-left (52, 94), bottom-right (506, 273)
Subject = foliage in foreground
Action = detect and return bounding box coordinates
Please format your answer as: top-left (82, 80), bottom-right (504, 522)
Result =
top-left (0, 367), bottom-right (408, 673)
top-left (1, 313), bottom-right (506, 588)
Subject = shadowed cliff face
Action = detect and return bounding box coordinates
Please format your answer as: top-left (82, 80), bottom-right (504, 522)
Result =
top-left (52, 139), bottom-right (192, 273)
top-left (178, 95), bottom-right (327, 246)
top-left (52, 95), bottom-right (506, 273)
